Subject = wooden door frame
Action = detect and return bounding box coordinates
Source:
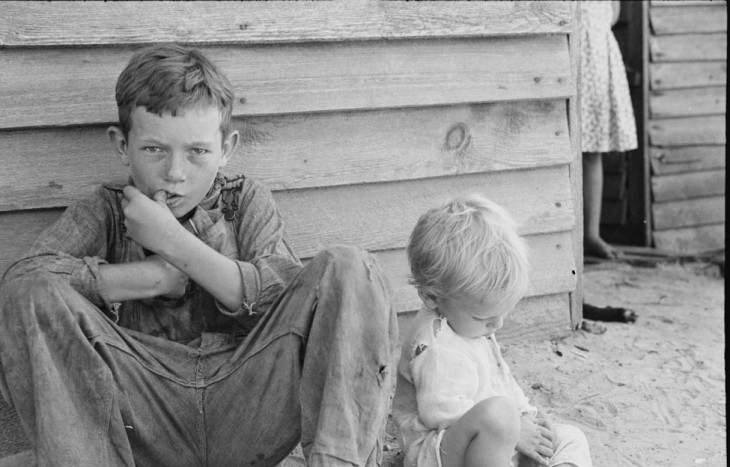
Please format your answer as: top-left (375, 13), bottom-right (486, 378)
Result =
top-left (601, 0), bottom-right (652, 247)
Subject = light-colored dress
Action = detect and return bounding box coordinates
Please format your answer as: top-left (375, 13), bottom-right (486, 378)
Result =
top-left (392, 307), bottom-right (593, 467)
top-left (580, 1), bottom-right (638, 153)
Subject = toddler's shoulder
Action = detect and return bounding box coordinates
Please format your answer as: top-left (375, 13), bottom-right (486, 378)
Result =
top-left (404, 308), bottom-right (446, 362)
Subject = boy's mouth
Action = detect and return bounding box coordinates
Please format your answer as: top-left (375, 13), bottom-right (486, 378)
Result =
top-left (160, 191), bottom-right (185, 208)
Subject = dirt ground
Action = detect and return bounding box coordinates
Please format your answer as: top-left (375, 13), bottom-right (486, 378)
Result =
top-left (382, 258), bottom-right (726, 467)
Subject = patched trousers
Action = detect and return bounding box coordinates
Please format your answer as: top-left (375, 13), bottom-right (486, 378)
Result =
top-left (0, 246), bottom-right (398, 467)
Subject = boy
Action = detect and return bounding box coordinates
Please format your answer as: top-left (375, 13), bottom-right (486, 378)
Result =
top-left (392, 195), bottom-right (592, 467)
top-left (0, 44), bottom-right (397, 466)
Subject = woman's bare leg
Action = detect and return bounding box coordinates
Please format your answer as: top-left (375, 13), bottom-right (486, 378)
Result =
top-left (582, 152), bottom-right (619, 259)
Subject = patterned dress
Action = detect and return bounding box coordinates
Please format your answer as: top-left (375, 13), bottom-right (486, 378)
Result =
top-left (579, 1), bottom-right (638, 153)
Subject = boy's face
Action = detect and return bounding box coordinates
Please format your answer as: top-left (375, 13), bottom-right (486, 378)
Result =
top-left (423, 290), bottom-right (510, 338)
top-left (109, 105), bottom-right (237, 218)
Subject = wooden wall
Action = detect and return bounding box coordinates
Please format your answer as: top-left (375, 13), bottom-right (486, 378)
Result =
top-left (0, 1), bottom-right (582, 459)
top-left (647, 0), bottom-right (727, 252)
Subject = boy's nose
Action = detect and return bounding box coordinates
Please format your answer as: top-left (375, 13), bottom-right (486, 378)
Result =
top-left (164, 154), bottom-right (187, 182)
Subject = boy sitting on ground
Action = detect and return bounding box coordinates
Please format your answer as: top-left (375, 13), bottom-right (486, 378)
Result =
top-left (0, 44), bottom-right (397, 466)
top-left (393, 194), bottom-right (592, 467)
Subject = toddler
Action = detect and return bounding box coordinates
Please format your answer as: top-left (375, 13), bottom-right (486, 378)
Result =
top-left (392, 194), bottom-right (592, 467)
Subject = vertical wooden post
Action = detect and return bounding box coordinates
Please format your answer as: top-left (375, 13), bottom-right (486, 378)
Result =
top-left (568, 2), bottom-right (584, 329)
top-left (625, 0), bottom-right (651, 246)
top-left (639, 1), bottom-right (652, 246)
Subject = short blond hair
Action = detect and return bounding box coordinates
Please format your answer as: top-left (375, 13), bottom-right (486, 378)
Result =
top-left (407, 194), bottom-right (530, 311)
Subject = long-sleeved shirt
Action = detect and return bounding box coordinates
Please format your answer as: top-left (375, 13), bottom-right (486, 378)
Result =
top-left (3, 174), bottom-right (302, 343)
top-left (392, 306), bottom-right (537, 465)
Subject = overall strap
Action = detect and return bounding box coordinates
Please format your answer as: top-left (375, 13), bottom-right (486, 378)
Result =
top-left (219, 174), bottom-right (247, 222)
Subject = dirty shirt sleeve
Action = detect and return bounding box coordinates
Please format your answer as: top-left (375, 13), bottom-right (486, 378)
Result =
top-left (408, 319), bottom-right (479, 430)
top-left (216, 179), bottom-right (302, 319)
top-left (2, 187), bottom-right (116, 309)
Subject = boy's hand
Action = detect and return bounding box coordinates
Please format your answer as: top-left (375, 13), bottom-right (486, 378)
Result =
top-left (122, 186), bottom-right (182, 255)
top-left (144, 254), bottom-right (189, 298)
top-left (516, 414), bottom-right (554, 465)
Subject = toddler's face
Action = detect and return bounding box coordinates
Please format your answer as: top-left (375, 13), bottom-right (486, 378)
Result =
top-left (117, 105), bottom-right (235, 218)
top-left (435, 291), bottom-right (510, 338)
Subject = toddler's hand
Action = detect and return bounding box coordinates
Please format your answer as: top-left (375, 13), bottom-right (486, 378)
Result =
top-left (122, 186), bottom-right (181, 254)
top-left (536, 416), bottom-right (557, 451)
top-left (516, 414), bottom-right (554, 465)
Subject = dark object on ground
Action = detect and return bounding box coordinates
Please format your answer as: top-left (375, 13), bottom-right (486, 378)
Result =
top-left (583, 303), bottom-right (637, 323)
top-left (580, 320), bottom-right (607, 335)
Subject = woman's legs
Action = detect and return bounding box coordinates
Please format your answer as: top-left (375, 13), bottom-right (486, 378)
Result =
top-left (440, 396), bottom-right (521, 467)
top-left (582, 151), bottom-right (620, 259)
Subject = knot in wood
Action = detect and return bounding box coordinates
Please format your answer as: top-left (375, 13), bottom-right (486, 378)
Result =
top-left (444, 122), bottom-right (470, 151)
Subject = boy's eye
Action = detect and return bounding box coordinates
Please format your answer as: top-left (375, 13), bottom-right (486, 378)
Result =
top-left (190, 148), bottom-right (209, 156)
top-left (143, 146), bottom-right (162, 154)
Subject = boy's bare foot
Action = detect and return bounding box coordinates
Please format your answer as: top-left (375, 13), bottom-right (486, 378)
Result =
top-left (584, 236), bottom-right (622, 260)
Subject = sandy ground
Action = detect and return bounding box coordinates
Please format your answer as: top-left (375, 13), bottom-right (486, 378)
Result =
top-left (382, 259), bottom-right (726, 467)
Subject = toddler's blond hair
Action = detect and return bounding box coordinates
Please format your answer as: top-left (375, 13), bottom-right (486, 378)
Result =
top-left (407, 194), bottom-right (530, 312)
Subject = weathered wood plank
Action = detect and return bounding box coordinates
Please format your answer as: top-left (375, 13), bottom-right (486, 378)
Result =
top-left (0, 2), bottom-right (573, 47)
top-left (378, 231), bottom-right (576, 314)
top-left (567, 0), bottom-right (583, 328)
top-left (398, 293), bottom-right (572, 345)
top-left (650, 62), bottom-right (727, 90)
top-left (650, 34), bottom-right (727, 62)
top-left (0, 166), bottom-right (576, 277)
top-left (652, 223), bottom-right (725, 253)
top-left (0, 100), bottom-right (572, 212)
top-left (651, 170), bottom-right (726, 202)
top-left (648, 116), bottom-right (726, 146)
top-left (652, 196), bottom-right (725, 230)
top-left (0, 37), bottom-right (572, 130)
top-left (650, 145), bottom-right (726, 175)
top-left (650, 5), bottom-right (727, 35)
top-left (651, 1), bottom-right (726, 7)
top-left (650, 87), bottom-right (726, 118)
top-left (276, 166), bottom-right (575, 258)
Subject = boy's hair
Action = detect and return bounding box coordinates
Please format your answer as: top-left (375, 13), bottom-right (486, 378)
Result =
top-left (407, 194), bottom-right (530, 311)
top-left (115, 44), bottom-right (234, 139)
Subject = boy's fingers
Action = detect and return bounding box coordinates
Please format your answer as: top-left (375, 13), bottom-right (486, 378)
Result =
top-left (152, 190), bottom-right (168, 204)
top-left (122, 185), bottom-right (142, 200)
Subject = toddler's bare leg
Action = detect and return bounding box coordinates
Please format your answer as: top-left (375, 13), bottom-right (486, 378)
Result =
top-left (440, 396), bottom-right (520, 467)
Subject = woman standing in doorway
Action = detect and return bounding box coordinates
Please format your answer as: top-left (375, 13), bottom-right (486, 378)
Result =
top-left (580, 1), bottom-right (638, 259)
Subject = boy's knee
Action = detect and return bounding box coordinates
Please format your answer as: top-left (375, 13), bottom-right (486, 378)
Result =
top-left (1, 271), bottom-right (73, 317)
top-left (314, 244), bottom-right (368, 267)
top-left (471, 396), bottom-right (520, 442)
top-left (311, 245), bottom-right (384, 285)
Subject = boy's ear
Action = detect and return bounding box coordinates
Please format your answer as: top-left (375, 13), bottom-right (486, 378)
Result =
top-left (417, 289), bottom-right (439, 311)
top-left (218, 130), bottom-right (240, 169)
top-left (107, 126), bottom-right (130, 166)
